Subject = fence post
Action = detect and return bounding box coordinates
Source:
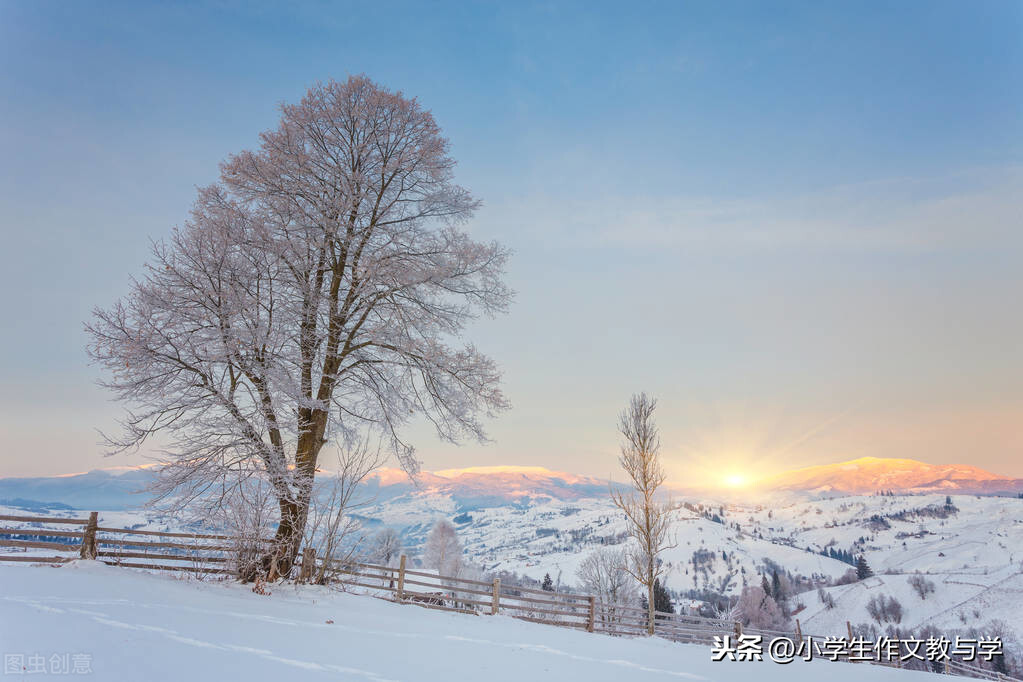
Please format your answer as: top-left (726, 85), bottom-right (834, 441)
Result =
top-left (734, 621), bottom-right (742, 638)
top-left (795, 618), bottom-right (802, 644)
top-left (491, 578), bottom-right (500, 615)
top-left (587, 596), bottom-right (595, 633)
top-left (396, 554), bottom-right (407, 601)
top-left (943, 658), bottom-right (949, 675)
top-left (79, 512), bottom-right (98, 560)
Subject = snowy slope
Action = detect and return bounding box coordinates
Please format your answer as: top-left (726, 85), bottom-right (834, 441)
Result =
top-left (799, 569), bottom-right (1020, 634)
top-left (0, 561), bottom-right (944, 681)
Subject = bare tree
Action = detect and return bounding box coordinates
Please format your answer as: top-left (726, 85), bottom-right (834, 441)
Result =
top-left (866, 594), bottom-right (905, 624)
top-left (817, 585), bottom-right (836, 610)
top-left (908, 573), bottom-right (935, 600)
top-left (86, 76), bottom-right (511, 577)
top-left (576, 547), bottom-right (638, 629)
top-left (610, 392), bottom-right (676, 635)
top-left (368, 528), bottom-right (403, 567)
top-left (303, 431), bottom-right (385, 584)
top-left (214, 473), bottom-right (278, 581)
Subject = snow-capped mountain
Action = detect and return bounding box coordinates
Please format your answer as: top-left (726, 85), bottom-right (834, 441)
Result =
top-left (360, 465), bottom-right (615, 509)
top-left (758, 456), bottom-right (1023, 496)
top-left (0, 464), bottom-right (614, 512)
top-left (0, 466), bottom-right (159, 511)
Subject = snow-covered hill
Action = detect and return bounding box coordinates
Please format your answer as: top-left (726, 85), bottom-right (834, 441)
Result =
top-left (0, 561), bottom-right (945, 681)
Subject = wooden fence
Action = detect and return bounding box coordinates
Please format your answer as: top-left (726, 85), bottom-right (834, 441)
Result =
top-left (0, 513), bottom-right (1017, 681)
top-left (0, 513), bottom-right (269, 574)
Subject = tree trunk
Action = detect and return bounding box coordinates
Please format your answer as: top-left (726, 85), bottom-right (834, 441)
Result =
top-left (263, 497), bottom-right (306, 579)
top-left (262, 439), bottom-right (320, 580)
top-left (647, 578), bottom-right (655, 635)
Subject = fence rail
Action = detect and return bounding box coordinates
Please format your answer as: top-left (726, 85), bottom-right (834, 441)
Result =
top-left (0, 512), bottom-right (1017, 681)
top-left (0, 512), bottom-right (245, 574)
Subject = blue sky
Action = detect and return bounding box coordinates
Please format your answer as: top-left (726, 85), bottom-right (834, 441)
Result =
top-left (1, 1), bottom-right (1020, 481)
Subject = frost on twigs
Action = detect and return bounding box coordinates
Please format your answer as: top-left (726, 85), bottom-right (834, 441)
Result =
top-left (85, 75), bottom-right (512, 577)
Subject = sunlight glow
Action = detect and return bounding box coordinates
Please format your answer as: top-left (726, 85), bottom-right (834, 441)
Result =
top-left (722, 473), bottom-right (748, 488)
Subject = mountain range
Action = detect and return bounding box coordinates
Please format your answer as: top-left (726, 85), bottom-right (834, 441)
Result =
top-left (0, 457), bottom-right (1019, 511)
top-left (757, 456), bottom-right (1023, 496)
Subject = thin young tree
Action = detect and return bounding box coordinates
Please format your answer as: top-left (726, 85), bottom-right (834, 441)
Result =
top-left (86, 76), bottom-right (511, 578)
top-left (303, 430), bottom-right (386, 584)
top-left (610, 392), bottom-right (675, 635)
top-left (576, 547), bottom-right (638, 629)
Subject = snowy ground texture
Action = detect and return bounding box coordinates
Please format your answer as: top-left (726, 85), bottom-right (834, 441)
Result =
top-left (0, 562), bottom-right (946, 682)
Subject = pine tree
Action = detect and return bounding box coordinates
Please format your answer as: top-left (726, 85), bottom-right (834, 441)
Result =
top-left (541, 573), bottom-right (554, 592)
top-left (652, 578), bottom-right (674, 616)
top-left (856, 555), bottom-right (874, 580)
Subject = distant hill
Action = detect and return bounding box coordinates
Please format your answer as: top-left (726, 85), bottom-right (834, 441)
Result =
top-left (758, 456), bottom-right (1023, 496)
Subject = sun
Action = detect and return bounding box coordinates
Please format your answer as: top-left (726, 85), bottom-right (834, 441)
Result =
top-left (722, 473), bottom-right (748, 488)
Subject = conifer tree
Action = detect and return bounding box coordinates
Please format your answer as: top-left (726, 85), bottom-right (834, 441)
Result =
top-left (856, 555), bottom-right (874, 580)
top-left (652, 578), bottom-right (674, 615)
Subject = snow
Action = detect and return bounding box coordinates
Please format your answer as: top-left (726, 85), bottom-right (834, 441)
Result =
top-left (0, 562), bottom-right (944, 681)
top-left (4, 487), bottom-right (1023, 673)
top-left (802, 569), bottom-right (1023, 639)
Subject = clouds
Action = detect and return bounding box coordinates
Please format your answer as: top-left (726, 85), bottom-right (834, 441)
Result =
top-left (481, 165), bottom-right (1023, 254)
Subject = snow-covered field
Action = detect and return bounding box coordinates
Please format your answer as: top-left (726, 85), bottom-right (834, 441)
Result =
top-left (4, 478), bottom-right (1023, 675)
top-left (0, 561), bottom-right (944, 681)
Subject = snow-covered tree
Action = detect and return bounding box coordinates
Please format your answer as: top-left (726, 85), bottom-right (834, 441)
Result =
top-left (610, 393), bottom-right (675, 635)
top-left (736, 585), bottom-right (787, 630)
top-left (576, 547), bottom-right (638, 627)
top-left (422, 520), bottom-right (463, 576)
top-left (86, 76), bottom-right (511, 577)
top-left (369, 528), bottom-right (402, 567)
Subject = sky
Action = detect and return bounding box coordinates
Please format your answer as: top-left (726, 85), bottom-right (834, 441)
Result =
top-left (0, 1), bottom-right (1020, 483)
